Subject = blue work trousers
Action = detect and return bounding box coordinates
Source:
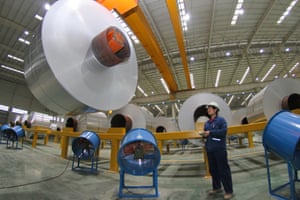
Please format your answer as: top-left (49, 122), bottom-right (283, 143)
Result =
top-left (207, 150), bottom-right (233, 193)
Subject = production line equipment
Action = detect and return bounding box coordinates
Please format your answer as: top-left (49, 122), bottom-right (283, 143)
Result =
top-left (117, 128), bottom-right (161, 198)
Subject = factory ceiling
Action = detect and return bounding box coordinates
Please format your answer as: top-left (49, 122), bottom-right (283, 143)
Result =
top-left (0, 0), bottom-right (299, 116)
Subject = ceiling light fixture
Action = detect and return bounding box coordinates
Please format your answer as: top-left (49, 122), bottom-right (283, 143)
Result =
top-left (241, 93), bottom-right (253, 106)
top-left (1, 65), bottom-right (24, 74)
top-left (44, 3), bottom-right (51, 10)
top-left (137, 85), bottom-right (148, 97)
top-left (0, 104), bottom-right (9, 112)
top-left (174, 103), bottom-right (179, 112)
top-left (261, 64), bottom-right (276, 82)
top-left (8, 54), bottom-right (24, 63)
top-left (177, 0), bottom-right (189, 31)
top-left (239, 66), bottom-right (250, 85)
top-left (12, 107), bottom-right (28, 114)
top-left (277, 0), bottom-right (298, 24)
top-left (289, 62), bottom-right (299, 73)
top-left (190, 73), bottom-right (195, 89)
top-left (155, 105), bottom-right (164, 114)
top-left (215, 69), bottom-right (221, 87)
top-left (34, 14), bottom-right (43, 21)
top-left (231, 0), bottom-right (244, 25)
top-left (260, 49), bottom-right (264, 53)
top-left (160, 78), bottom-right (170, 94)
top-left (228, 95), bottom-right (235, 106)
top-left (18, 37), bottom-right (30, 45)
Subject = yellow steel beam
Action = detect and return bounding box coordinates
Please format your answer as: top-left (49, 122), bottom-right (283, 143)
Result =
top-left (97, 0), bottom-right (137, 15)
top-left (166, 0), bottom-right (192, 89)
top-left (123, 7), bottom-right (179, 93)
top-left (98, 0), bottom-right (179, 93)
top-left (227, 121), bottom-right (266, 135)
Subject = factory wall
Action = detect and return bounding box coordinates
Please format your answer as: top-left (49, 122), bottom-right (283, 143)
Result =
top-left (0, 79), bottom-right (52, 124)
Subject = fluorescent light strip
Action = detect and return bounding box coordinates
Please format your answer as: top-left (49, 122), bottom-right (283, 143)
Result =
top-left (8, 54), bottom-right (24, 63)
top-left (231, 0), bottom-right (244, 25)
top-left (174, 103), bottom-right (179, 112)
top-left (241, 93), bottom-right (253, 106)
top-left (34, 14), bottom-right (43, 21)
top-left (190, 73), bottom-right (195, 89)
top-left (277, 0), bottom-right (298, 24)
top-left (18, 37), bottom-right (30, 45)
top-left (160, 78), bottom-right (170, 94)
top-left (0, 104), bottom-right (9, 111)
top-left (110, 10), bottom-right (139, 44)
top-left (289, 62), bottom-right (299, 73)
top-left (137, 85), bottom-right (148, 97)
top-left (177, 0), bottom-right (189, 31)
top-left (1, 65), bottom-right (24, 74)
top-left (228, 95), bottom-right (235, 106)
top-left (261, 64), bottom-right (276, 82)
top-left (239, 67), bottom-right (250, 85)
top-left (155, 105), bottom-right (164, 114)
top-left (245, 93), bottom-right (253, 101)
top-left (12, 107), bottom-right (28, 114)
top-left (215, 69), bottom-right (221, 87)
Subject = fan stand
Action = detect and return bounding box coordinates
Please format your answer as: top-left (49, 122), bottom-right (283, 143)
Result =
top-left (6, 133), bottom-right (24, 149)
top-left (118, 168), bottom-right (159, 198)
top-left (264, 149), bottom-right (300, 200)
top-left (72, 146), bottom-right (99, 174)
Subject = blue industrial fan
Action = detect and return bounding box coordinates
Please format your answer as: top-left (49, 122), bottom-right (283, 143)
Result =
top-left (118, 128), bottom-right (161, 198)
top-left (1, 125), bottom-right (25, 149)
top-left (263, 111), bottom-right (300, 200)
top-left (71, 130), bottom-right (100, 173)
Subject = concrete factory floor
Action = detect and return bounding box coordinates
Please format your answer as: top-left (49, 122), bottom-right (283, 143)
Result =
top-left (0, 135), bottom-right (297, 200)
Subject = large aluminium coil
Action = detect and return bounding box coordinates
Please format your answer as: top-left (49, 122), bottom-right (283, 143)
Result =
top-left (109, 104), bottom-right (154, 132)
top-left (153, 117), bottom-right (178, 133)
top-left (246, 78), bottom-right (300, 122)
top-left (24, 0), bottom-right (137, 115)
top-left (178, 93), bottom-right (232, 146)
top-left (232, 108), bottom-right (248, 125)
top-left (118, 128), bottom-right (161, 176)
top-left (76, 112), bottom-right (108, 132)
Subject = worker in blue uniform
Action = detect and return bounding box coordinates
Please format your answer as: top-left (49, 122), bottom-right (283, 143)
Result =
top-left (203, 101), bottom-right (233, 200)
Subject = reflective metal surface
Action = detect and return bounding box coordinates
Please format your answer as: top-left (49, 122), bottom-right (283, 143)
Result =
top-left (24, 0), bottom-right (137, 114)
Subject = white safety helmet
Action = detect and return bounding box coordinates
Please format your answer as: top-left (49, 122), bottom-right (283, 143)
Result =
top-left (207, 101), bottom-right (220, 111)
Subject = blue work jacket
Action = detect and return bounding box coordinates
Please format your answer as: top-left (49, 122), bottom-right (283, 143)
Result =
top-left (204, 116), bottom-right (227, 152)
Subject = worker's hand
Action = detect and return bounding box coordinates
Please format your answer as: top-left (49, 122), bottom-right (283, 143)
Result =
top-left (203, 130), bottom-right (210, 137)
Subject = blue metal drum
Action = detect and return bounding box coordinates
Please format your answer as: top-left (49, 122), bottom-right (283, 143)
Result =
top-left (1, 125), bottom-right (25, 149)
top-left (72, 131), bottom-right (100, 159)
top-left (1, 125), bottom-right (25, 138)
top-left (1, 124), bottom-right (10, 132)
top-left (263, 111), bottom-right (300, 169)
top-left (118, 128), bottom-right (161, 176)
top-left (12, 126), bottom-right (25, 138)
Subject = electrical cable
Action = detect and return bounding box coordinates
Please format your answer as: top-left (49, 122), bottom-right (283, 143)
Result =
top-left (0, 156), bottom-right (70, 190)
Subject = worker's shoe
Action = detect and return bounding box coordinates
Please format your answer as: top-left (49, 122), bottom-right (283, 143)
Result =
top-left (208, 188), bottom-right (223, 195)
top-left (223, 193), bottom-right (233, 200)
